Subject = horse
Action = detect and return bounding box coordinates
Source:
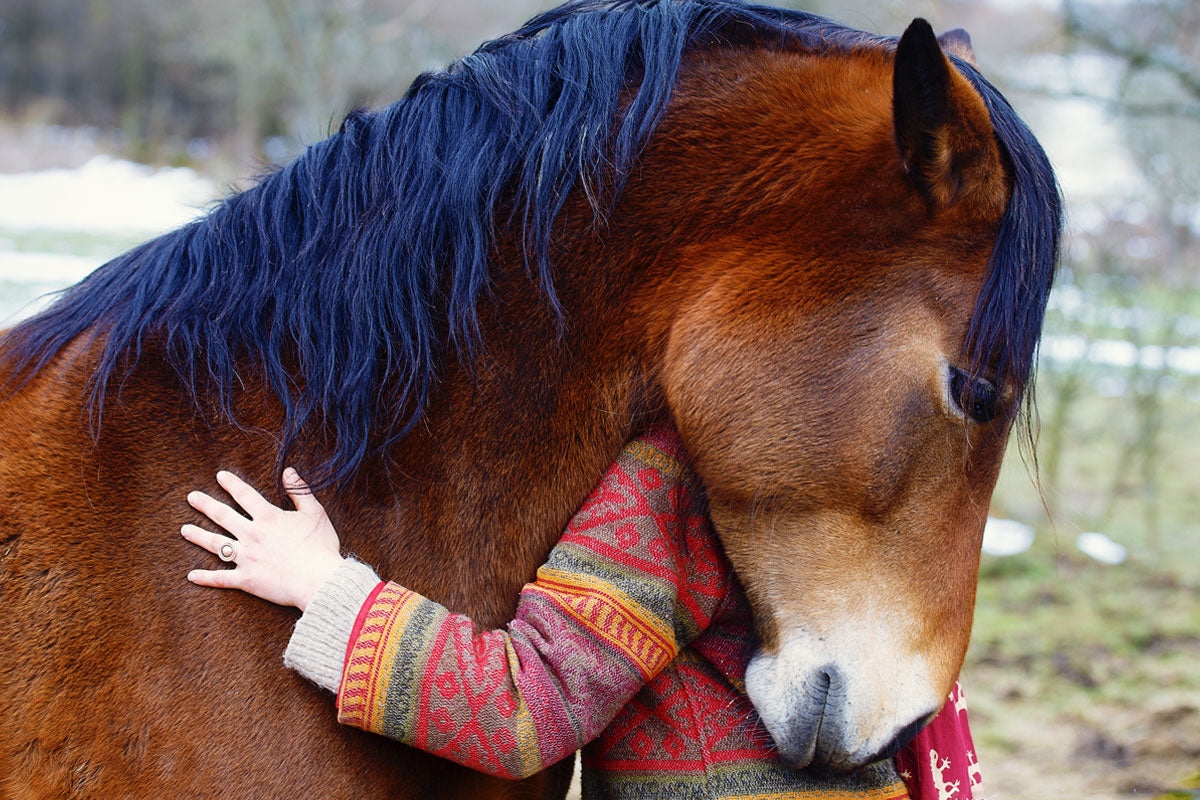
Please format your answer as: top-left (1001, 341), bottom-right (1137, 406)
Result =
top-left (0, 1), bottom-right (1060, 797)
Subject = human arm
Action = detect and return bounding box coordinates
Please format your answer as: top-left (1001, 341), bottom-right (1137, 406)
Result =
top-left (181, 432), bottom-right (727, 779)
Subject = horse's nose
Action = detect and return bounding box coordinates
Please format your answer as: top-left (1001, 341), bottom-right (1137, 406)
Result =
top-left (745, 640), bottom-right (946, 775)
top-left (767, 662), bottom-right (935, 775)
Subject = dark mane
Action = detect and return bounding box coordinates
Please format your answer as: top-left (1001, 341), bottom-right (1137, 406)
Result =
top-left (0, 0), bottom-right (1060, 486)
top-left (954, 61), bottom-right (1064, 400)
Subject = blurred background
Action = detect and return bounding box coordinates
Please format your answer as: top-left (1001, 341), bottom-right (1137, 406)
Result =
top-left (0, 1), bottom-right (1195, 797)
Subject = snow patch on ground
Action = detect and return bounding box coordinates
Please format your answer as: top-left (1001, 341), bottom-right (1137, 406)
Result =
top-left (0, 251), bottom-right (102, 284)
top-left (0, 156), bottom-right (221, 324)
top-left (982, 517), bottom-right (1035, 556)
top-left (0, 155), bottom-right (217, 235)
top-left (1076, 532), bottom-right (1128, 565)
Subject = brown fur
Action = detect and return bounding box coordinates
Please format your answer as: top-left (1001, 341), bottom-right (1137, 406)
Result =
top-left (0, 33), bottom-right (1011, 799)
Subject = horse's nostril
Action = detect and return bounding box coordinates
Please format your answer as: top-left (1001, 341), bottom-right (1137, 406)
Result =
top-left (813, 669), bottom-right (832, 704)
top-left (811, 665), bottom-right (847, 727)
top-left (808, 667), bottom-right (835, 741)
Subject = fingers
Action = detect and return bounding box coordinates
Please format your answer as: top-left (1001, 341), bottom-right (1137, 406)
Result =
top-left (182, 525), bottom-right (243, 590)
top-left (187, 568), bottom-right (247, 590)
top-left (216, 470), bottom-right (275, 519)
top-left (181, 523), bottom-right (247, 593)
top-left (283, 467), bottom-right (324, 516)
top-left (181, 523), bottom-right (237, 558)
top-left (187, 490), bottom-right (251, 536)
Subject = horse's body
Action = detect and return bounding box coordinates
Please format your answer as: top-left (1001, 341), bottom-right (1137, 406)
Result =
top-left (0, 2), bottom-right (1059, 798)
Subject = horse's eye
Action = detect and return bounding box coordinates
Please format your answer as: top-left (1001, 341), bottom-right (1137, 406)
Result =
top-left (949, 366), bottom-right (1000, 423)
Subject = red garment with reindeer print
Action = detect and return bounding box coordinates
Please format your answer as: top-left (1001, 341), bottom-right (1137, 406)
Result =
top-left (896, 683), bottom-right (981, 799)
top-left (335, 426), bottom-right (979, 799)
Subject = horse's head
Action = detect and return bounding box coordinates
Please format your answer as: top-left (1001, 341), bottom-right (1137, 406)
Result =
top-left (651, 20), bottom-right (1057, 772)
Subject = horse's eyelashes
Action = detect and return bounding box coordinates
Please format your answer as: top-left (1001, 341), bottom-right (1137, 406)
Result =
top-left (948, 366), bottom-right (1000, 423)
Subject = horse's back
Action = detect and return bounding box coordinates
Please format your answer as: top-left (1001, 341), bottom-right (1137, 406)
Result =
top-left (0, 342), bottom-right (568, 799)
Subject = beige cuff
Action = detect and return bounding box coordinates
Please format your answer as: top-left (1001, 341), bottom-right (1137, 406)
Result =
top-left (283, 557), bottom-right (381, 693)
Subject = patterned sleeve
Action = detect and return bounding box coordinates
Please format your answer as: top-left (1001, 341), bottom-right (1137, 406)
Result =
top-left (895, 681), bottom-right (982, 800)
top-left (334, 429), bottom-right (730, 780)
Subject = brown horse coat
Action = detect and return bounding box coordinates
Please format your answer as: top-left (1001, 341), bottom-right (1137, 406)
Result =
top-left (0, 5), bottom-right (1060, 797)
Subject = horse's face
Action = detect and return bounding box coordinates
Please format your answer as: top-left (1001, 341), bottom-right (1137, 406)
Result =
top-left (659, 23), bottom-right (1015, 772)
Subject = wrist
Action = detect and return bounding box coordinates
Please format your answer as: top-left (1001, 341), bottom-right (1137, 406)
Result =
top-left (284, 558), bottom-right (382, 693)
top-left (296, 553), bottom-right (348, 611)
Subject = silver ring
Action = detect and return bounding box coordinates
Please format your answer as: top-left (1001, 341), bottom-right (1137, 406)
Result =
top-left (217, 541), bottom-right (237, 563)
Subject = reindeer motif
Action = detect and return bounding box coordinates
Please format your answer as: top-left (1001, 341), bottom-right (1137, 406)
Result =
top-left (967, 749), bottom-right (983, 790)
top-left (930, 748), bottom-right (963, 800)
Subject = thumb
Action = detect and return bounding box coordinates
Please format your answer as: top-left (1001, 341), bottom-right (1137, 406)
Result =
top-left (283, 468), bottom-right (324, 517)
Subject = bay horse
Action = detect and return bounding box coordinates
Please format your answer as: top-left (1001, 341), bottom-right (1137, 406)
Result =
top-left (0, 1), bottom-right (1060, 797)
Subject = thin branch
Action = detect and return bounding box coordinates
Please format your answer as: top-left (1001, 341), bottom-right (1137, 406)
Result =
top-left (1063, 0), bottom-right (1200, 102)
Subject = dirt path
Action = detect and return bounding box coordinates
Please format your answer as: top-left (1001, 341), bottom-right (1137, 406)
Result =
top-left (969, 663), bottom-right (1200, 798)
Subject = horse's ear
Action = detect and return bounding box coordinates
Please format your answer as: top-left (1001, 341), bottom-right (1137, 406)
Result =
top-left (937, 28), bottom-right (977, 67)
top-left (893, 18), bottom-right (1001, 211)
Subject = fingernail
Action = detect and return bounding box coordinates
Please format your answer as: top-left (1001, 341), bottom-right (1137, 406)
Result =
top-left (187, 572), bottom-right (197, 582)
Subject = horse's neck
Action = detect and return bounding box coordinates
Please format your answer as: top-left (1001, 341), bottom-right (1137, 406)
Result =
top-left (334, 246), bottom-right (663, 628)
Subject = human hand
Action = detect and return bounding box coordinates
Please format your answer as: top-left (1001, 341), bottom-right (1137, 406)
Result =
top-left (182, 468), bottom-right (345, 611)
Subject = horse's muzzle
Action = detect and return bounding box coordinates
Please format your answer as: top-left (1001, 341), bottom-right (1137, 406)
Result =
top-left (744, 638), bottom-right (942, 775)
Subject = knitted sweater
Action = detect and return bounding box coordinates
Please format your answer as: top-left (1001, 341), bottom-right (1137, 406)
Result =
top-left (284, 427), bottom-right (979, 799)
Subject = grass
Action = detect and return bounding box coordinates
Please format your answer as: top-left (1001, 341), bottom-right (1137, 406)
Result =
top-left (966, 556), bottom-right (1200, 798)
top-left (971, 362), bottom-right (1200, 798)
